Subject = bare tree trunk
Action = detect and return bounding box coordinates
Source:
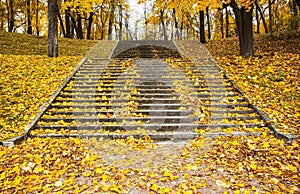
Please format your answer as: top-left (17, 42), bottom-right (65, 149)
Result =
top-left (118, 4), bottom-right (123, 40)
top-left (0, 1), bottom-right (5, 30)
top-left (268, 0), bottom-right (273, 33)
top-left (86, 12), bottom-right (93, 40)
top-left (290, 0), bottom-right (299, 30)
top-left (173, 8), bottom-right (179, 39)
top-left (8, 0), bottom-right (14, 32)
top-left (108, 0), bottom-right (115, 40)
top-left (71, 18), bottom-right (75, 38)
top-left (180, 20), bottom-right (183, 40)
top-left (255, 1), bottom-right (268, 33)
top-left (199, 10), bottom-right (205, 43)
top-left (225, 6), bottom-right (229, 38)
top-left (230, 0), bottom-right (254, 58)
top-left (206, 7), bottom-right (211, 40)
top-left (76, 12), bottom-right (83, 39)
top-left (125, 16), bottom-right (133, 40)
top-left (65, 7), bottom-right (71, 38)
top-left (48, 0), bottom-right (58, 57)
top-left (160, 9), bottom-right (168, 40)
top-left (57, 7), bottom-right (66, 37)
top-left (27, 0), bottom-right (32, 34)
top-left (220, 9), bottom-right (224, 38)
top-left (35, 0), bottom-right (39, 35)
top-left (256, 2), bottom-right (260, 34)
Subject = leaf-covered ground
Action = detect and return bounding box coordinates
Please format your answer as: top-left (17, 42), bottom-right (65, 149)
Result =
top-left (177, 32), bottom-right (300, 136)
top-left (0, 32), bottom-right (299, 193)
top-left (207, 33), bottom-right (300, 136)
top-left (0, 32), bottom-right (116, 141)
top-left (0, 135), bottom-right (298, 193)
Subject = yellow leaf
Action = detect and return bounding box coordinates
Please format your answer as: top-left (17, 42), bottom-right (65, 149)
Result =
top-left (95, 167), bottom-right (103, 175)
top-left (33, 166), bottom-right (44, 173)
top-left (102, 174), bottom-right (109, 182)
top-left (102, 95), bottom-right (107, 100)
top-left (249, 162), bottom-right (257, 170)
top-left (262, 142), bottom-right (269, 148)
top-left (110, 184), bottom-right (122, 194)
top-left (159, 187), bottom-right (172, 193)
top-left (288, 164), bottom-right (297, 172)
top-left (233, 190), bottom-right (240, 194)
top-left (102, 185), bottom-right (109, 192)
top-left (150, 183), bottom-right (159, 191)
top-left (232, 140), bottom-right (239, 146)
top-left (13, 176), bottom-right (22, 185)
top-left (163, 170), bottom-right (172, 177)
top-left (0, 172), bottom-right (5, 181)
top-left (24, 114), bottom-right (29, 120)
top-left (73, 138), bottom-right (81, 145)
top-left (187, 164), bottom-right (198, 171)
top-left (243, 82), bottom-right (249, 87)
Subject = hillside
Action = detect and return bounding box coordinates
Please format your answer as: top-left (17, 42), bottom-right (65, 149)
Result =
top-left (206, 32), bottom-right (300, 136)
top-left (0, 32), bottom-right (97, 56)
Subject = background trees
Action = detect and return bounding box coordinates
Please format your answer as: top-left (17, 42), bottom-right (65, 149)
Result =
top-left (0, 0), bottom-right (299, 57)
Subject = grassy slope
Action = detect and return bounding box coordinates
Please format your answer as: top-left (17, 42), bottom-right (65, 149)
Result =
top-left (206, 33), bottom-right (300, 135)
top-left (0, 32), bottom-right (116, 141)
top-left (0, 32), bottom-right (97, 56)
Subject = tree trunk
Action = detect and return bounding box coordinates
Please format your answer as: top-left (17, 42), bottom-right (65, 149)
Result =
top-left (255, 1), bottom-right (268, 33)
top-left (27, 0), bottom-right (32, 34)
top-left (206, 7), bottom-right (211, 40)
top-left (71, 18), bottom-right (75, 38)
top-left (225, 6), bottom-right (229, 38)
top-left (199, 10), bottom-right (205, 43)
top-left (65, 7), bottom-right (71, 38)
top-left (108, 0), bottom-right (115, 40)
top-left (58, 8), bottom-right (66, 37)
top-left (230, 0), bottom-right (254, 58)
top-left (291, 0), bottom-right (299, 30)
top-left (76, 12), bottom-right (83, 39)
top-left (268, 0), bottom-right (273, 33)
top-left (35, 0), bottom-right (39, 35)
top-left (160, 9), bottom-right (168, 40)
top-left (0, 1), bottom-right (5, 30)
top-left (220, 9), bottom-right (224, 38)
top-left (173, 8), bottom-right (179, 39)
top-left (8, 0), bottom-right (14, 32)
top-left (118, 4), bottom-right (123, 40)
top-left (48, 0), bottom-right (58, 57)
top-left (86, 12), bottom-right (93, 40)
top-left (256, 2), bottom-right (260, 34)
